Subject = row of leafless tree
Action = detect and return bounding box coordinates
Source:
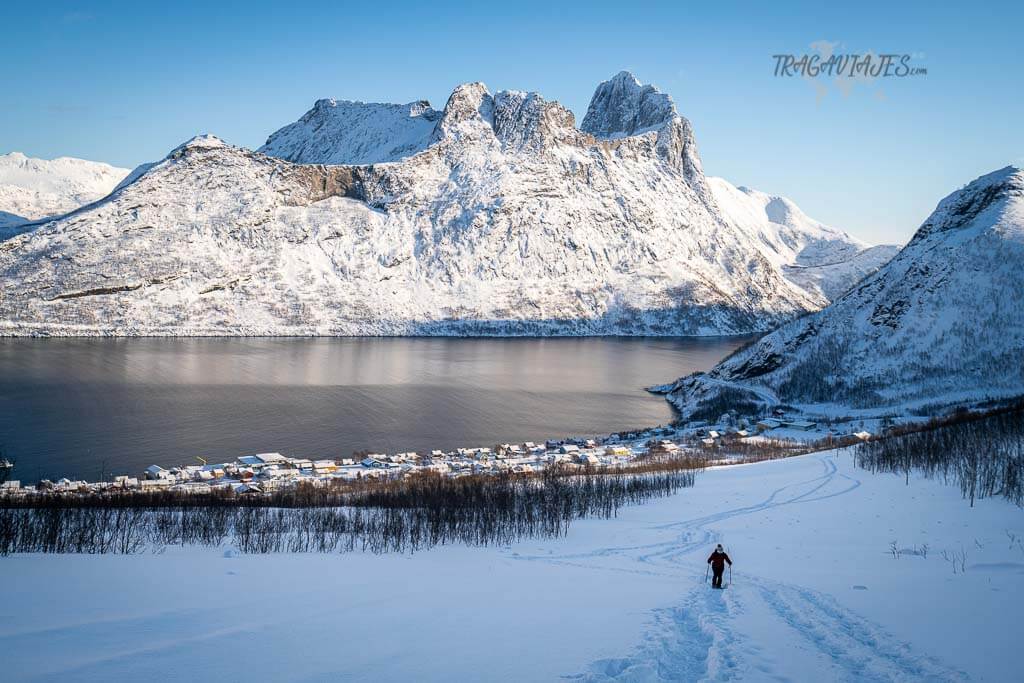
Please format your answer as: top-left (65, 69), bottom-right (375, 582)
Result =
top-left (0, 459), bottom-right (701, 555)
top-left (855, 403), bottom-right (1024, 507)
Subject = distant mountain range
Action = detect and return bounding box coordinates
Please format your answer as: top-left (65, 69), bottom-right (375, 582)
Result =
top-left (707, 178), bottom-right (900, 301)
top-left (0, 152), bottom-right (128, 238)
top-left (660, 166), bottom-right (1024, 417)
top-left (0, 72), bottom-right (894, 336)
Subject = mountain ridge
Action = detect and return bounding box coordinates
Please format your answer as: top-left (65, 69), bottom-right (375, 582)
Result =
top-left (0, 73), bottom-right (891, 337)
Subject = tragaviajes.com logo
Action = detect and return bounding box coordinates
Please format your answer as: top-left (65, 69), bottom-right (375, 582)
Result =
top-left (773, 52), bottom-right (926, 78)
top-left (775, 40), bottom-right (926, 102)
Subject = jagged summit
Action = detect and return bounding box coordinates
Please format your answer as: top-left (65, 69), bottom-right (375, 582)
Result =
top-left (262, 73), bottom-right (696, 168)
top-left (580, 71), bottom-right (678, 139)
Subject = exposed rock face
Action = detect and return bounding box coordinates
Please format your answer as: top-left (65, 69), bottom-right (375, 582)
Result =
top-left (663, 166), bottom-right (1024, 416)
top-left (0, 73), bottom-right (884, 337)
top-left (581, 71), bottom-right (677, 138)
top-left (0, 152), bottom-right (129, 237)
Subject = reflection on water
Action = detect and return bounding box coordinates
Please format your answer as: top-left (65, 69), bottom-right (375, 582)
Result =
top-left (0, 337), bottom-right (750, 481)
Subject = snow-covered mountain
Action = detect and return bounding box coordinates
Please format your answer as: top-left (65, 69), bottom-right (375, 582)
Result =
top-left (260, 72), bottom-right (894, 305)
top-left (0, 152), bottom-right (129, 237)
top-left (0, 73), bottom-right (885, 336)
top-left (662, 166), bottom-right (1024, 417)
top-left (0, 74), bottom-right (826, 336)
top-left (708, 177), bottom-right (899, 300)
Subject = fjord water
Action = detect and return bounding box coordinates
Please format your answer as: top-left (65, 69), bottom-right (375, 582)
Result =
top-left (0, 337), bottom-right (750, 481)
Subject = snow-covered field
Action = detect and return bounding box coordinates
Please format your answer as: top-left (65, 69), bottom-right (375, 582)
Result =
top-left (3, 449), bottom-right (1019, 682)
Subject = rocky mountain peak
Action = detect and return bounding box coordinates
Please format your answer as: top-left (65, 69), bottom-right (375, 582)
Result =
top-left (491, 90), bottom-right (578, 151)
top-left (580, 71), bottom-right (678, 139)
top-left (433, 82), bottom-right (495, 139)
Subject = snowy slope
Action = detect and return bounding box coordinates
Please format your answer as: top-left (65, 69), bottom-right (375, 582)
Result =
top-left (709, 177), bottom-right (899, 300)
top-left (0, 75), bottom-right (827, 336)
top-left (259, 99), bottom-right (441, 164)
top-left (2, 449), bottom-right (1018, 681)
top-left (664, 166), bottom-right (1024, 416)
top-left (0, 152), bottom-right (129, 237)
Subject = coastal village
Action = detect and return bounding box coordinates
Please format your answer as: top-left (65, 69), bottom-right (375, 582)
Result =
top-left (0, 414), bottom-right (879, 499)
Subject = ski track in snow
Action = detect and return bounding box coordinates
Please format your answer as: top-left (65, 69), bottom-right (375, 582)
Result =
top-left (754, 581), bottom-right (965, 682)
top-left (566, 588), bottom-right (741, 682)
top-left (506, 454), bottom-right (965, 681)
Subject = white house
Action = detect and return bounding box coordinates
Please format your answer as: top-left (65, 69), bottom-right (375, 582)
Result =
top-left (559, 444), bottom-right (580, 455)
top-left (756, 418), bottom-right (783, 431)
top-left (145, 465), bottom-right (169, 480)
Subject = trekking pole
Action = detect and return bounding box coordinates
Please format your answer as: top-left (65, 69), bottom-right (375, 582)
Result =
top-left (729, 564), bottom-right (733, 587)
top-left (705, 564), bottom-right (709, 584)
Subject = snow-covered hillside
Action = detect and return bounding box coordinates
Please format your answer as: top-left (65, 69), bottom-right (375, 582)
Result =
top-left (0, 152), bottom-right (129, 237)
top-left (709, 177), bottom-right (899, 300)
top-left (0, 75), bottom-right (832, 336)
top-left (664, 166), bottom-right (1024, 417)
top-left (3, 449), bottom-right (1018, 680)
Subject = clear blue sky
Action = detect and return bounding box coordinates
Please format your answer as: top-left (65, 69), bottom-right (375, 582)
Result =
top-left (1, 1), bottom-right (1021, 244)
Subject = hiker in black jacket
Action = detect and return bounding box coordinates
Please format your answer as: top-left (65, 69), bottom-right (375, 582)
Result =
top-left (707, 544), bottom-right (732, 588)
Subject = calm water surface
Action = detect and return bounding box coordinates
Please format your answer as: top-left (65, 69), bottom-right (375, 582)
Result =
top-left (0, 337), bottom-right (750, 481)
